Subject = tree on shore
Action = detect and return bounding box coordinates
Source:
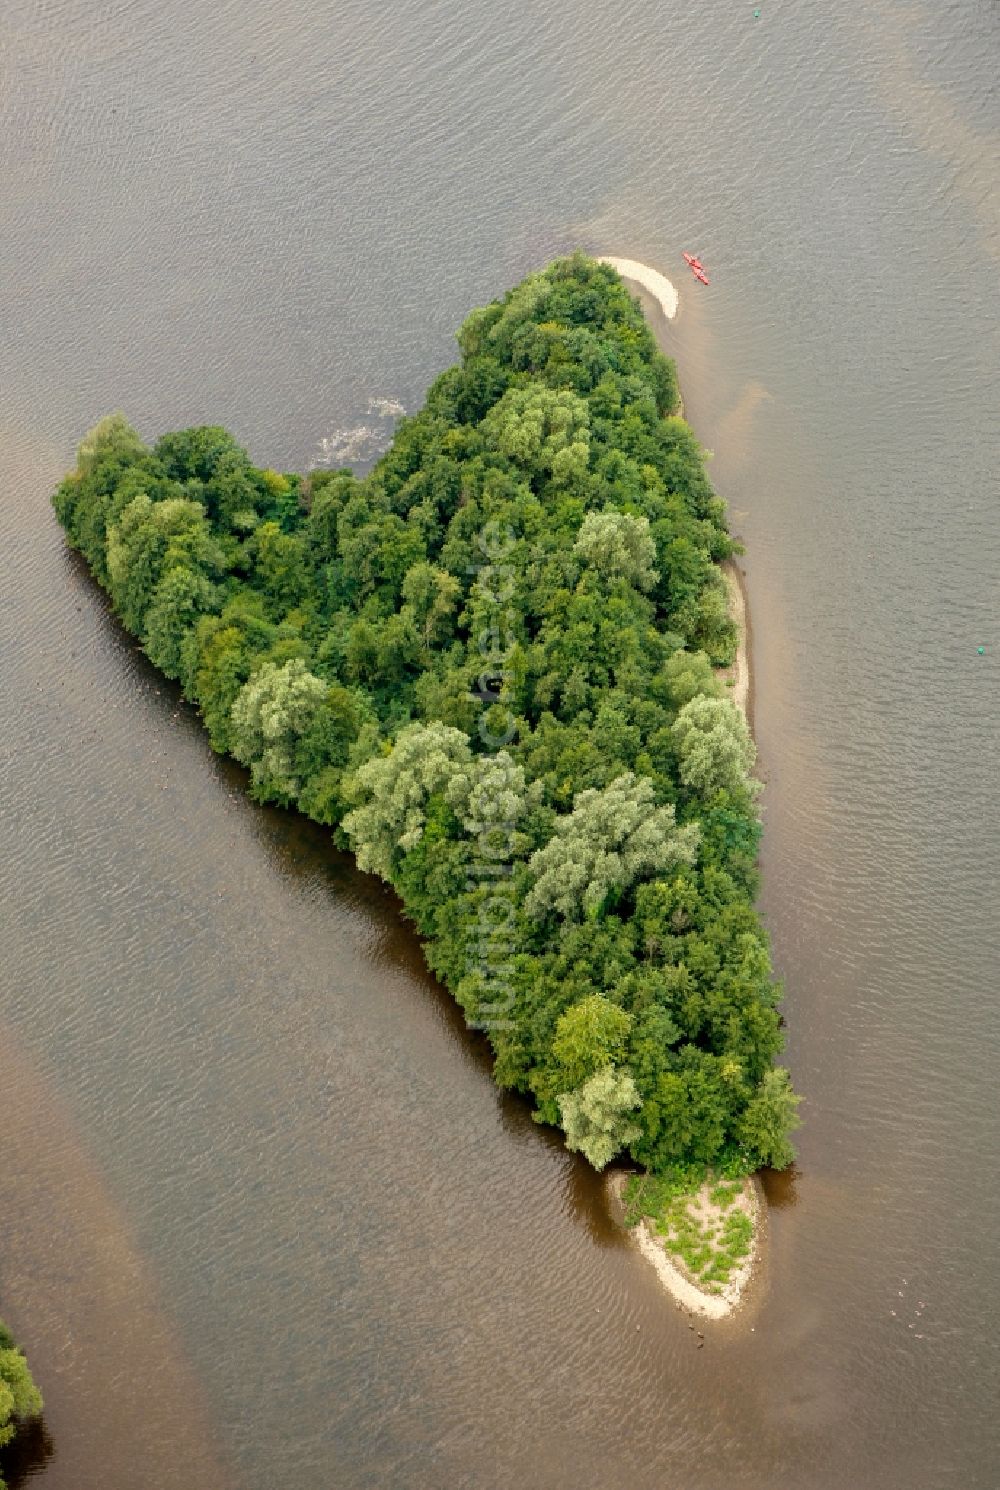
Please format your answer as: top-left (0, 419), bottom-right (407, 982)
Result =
top-left (0, 1322), bottom-right (42, 1485)
top-left (672, 694), bottom-right (757, 798)
top-left (559, 1066), bottom-right (643, 1170)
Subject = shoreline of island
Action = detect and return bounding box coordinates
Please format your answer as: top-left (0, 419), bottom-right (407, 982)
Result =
top-left (53, 253), bottom-right (793, 1327)
top-left (608, 1170), bottom-right (764, 1320)
top-left (722, 557), bottom-right (753, 731)
top-left (603, 255), bottom-right (763, 1321)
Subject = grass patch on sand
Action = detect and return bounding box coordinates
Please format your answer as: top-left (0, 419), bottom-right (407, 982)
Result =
top-left (623, 1166), bottom-right (754, 1295)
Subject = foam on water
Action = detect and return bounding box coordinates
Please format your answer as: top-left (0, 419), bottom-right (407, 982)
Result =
top-left (312, 395), bottom-right (406, 469)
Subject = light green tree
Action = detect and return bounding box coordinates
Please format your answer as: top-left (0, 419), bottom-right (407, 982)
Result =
top-left (443, 750), bottom-right (537, 837)
top-left (551, 994), bottom-right (632, 1090)
top-left (734, 1067), bottom-right (801, 1169)
top-left (106, 494), bottom-right (220, 633)
top-left (230, 659), bottom-right (329, 801)
top-left (573, 510), bottom-right (659, 592)
top-left (143, 565), bottom-right (217, 679)
top-left (342, 721), bottom-right (474, 880)
top-left (693, 574), bottom-right (738, 663)
top-left (0, 1324), bottom-right (42, 1461)
top-left (76, 411), bottom-right (147, 478)
top-left (401, 562), bottom-right (462, 650)
top-left (482, 383), bottom-right (590, 481)
top-left (671, 694), bottom-right (757, 798)
top-left (525, 772), bottom-right (700, 921)
top-left (661, 648), bottom-right (721, 710)
top-left (558, 1065), bottom-right (642, 1170)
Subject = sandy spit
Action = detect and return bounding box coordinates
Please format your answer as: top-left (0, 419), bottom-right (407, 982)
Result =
top-left (609, 1172), bottom-right (763, 1320)
top-left (597, 257), bottom-right (680, 322)
top-left (721, 558), bottom-right (751, 727)
top-left (634, 1177), bottom-right (761, 1319)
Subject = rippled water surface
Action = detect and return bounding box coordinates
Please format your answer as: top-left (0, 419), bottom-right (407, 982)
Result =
top-left (1, 2), bottom-right (998, 1486)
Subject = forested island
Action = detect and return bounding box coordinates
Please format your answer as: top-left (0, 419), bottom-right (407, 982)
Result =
top-left (53, 253), bottom-right (799, 1302)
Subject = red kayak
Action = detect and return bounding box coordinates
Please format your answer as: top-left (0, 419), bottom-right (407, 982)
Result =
top-left (682, 251), bottom-right (709, 284)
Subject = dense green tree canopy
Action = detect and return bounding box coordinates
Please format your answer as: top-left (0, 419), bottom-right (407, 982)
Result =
top-left (573, 509), bottom-right (659, 592)
top-left (524, 773), bottom-right (699, 922)
top-left (53, 253), bottom-right (798, 1177)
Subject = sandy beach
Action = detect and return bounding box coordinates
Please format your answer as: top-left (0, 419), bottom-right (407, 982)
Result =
top-left (722, 558), bottom-right (752, 727)
top-left (603, 257), bottom-right (761, 1319)
top-left (610, 1172), bottom-right (763, 1320)
top-left (598, 256), bottom-right (679, 322)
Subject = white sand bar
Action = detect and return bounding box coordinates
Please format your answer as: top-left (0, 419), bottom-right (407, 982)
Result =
top-left (722, 561), bottom-right (750, 720)
top-left (598, 257), bottom-right (680, 321)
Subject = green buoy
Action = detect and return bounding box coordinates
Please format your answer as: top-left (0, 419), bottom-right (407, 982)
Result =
top-left (753, 7), bottom-right (761, 15)
top-left (978, 646), bottom-right (986, 655)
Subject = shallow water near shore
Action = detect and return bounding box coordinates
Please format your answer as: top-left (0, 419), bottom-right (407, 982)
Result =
top-left (2, 1), bottom-right (999, 1486)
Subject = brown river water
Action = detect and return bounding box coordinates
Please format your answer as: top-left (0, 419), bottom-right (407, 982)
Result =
top-left (1, 1), bottom-right (998, 1486)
